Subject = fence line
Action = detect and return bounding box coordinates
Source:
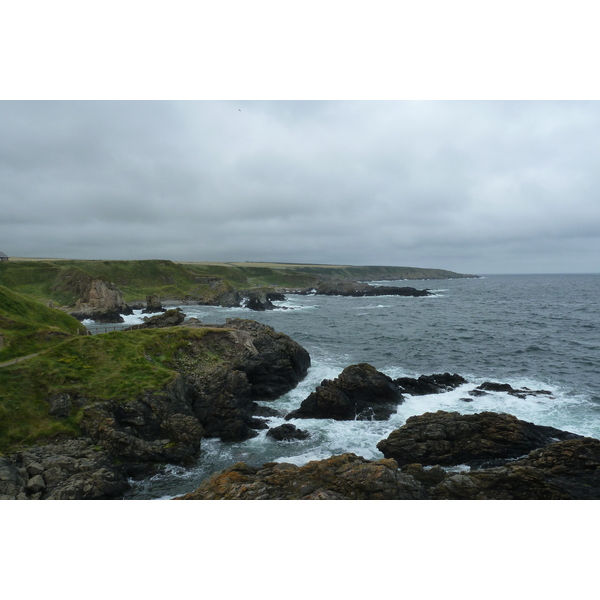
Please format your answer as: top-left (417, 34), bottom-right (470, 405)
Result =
top-left (86, 323), bottom-right (145, 335)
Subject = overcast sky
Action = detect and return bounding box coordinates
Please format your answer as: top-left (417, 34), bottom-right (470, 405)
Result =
top-left (1, 100), bottom-right (599, 274)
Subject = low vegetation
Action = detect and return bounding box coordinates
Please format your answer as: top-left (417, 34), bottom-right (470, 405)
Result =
top-left (0, 325), bottom-right (234, 453)
top-left (0, 285), bottom-right (86, 362)
top-left (1, 258), bottom-right (475, 307)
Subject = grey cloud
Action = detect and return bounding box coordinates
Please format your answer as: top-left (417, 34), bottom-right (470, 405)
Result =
top-left (1, 100), bottom-right (600, 273)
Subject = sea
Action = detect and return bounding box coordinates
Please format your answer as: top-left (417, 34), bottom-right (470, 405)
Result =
top-left (85, 273), bottom-right (600, 500)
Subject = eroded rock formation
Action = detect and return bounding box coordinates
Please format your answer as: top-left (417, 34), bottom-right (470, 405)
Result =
top-left (67, 278), bottom-right (131, 323)
top-left (286, 363), bottom-right (404, 421)
top-left (377, 410), bottom-right (582, 468)
top-left (176, 453), bottom-right (425, 500)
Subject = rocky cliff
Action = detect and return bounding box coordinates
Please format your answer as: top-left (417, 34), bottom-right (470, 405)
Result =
top-left (0, 319), bottom-right (310, 499)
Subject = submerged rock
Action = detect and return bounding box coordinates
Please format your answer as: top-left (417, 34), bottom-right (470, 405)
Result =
top-left (468, 381), bottom-right (555, 400)
top-left (377, 410), bottom-right (582, 468)
top-left (266, 423), bottom-right (310, 441)
top-left (285, 363), bottom-right (403, 421)
top-left (395, 373), bottom-right (467, 395)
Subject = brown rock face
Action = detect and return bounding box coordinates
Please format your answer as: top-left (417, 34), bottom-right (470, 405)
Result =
top-left (1, 440), bottom-right (129, 500)
top-left (176, 436), bottom-right (600, 501)
top-left (377, 410), bottom-right (582, 468)
top-left (68, 278), bottom-right (131, 322)
top-left (176, 453), bottom-right (425, 500)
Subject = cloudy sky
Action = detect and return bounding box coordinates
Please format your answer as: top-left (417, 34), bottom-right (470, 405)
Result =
top-left (1, 100), bottom-right (599, 275)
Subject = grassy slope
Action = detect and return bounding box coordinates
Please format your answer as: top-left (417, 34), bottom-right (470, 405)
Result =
top-left (0, 326), bottom-right (233, 453)
top-left (0, 285), bottom-right (87, 362)
top-left (2, 259), bottom-right (476, 307)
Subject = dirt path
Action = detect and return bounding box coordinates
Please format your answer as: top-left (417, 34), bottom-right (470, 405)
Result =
top-left (0, 353), bottom-right (41, 368)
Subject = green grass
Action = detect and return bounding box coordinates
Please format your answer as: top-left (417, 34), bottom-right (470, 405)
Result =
top-left (0, 285), bottom-right (87, 362)
top-left (0, 326), bottom-right (233, 453)
top-left (1, 259), bottom-right (476, 309)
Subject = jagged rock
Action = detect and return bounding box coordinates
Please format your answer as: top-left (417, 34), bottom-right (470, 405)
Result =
top-left (2, 439), bottom-right (129, 500)
top-left (45, 393), bottom-right (88, 418)
top-left (377, 410), bottom-right (582, 468)
top-left (285, 363), bottom-right (403, 421)
top-left (243, 291), bottom-right (276, 311)
top-left (137, 307), bottom-right (186, 329)
top-left (469, 382), bottom-right (555, 400)
top-left (75, 319), bottom-right (311, 462)
top-left (66, 278), bottom-right (131, 322)
top-left (177, 436), bottom-right (600, 500)
top-left (224, 319), bottom-right (311, 401)
top-left (176, 453), bottom-right (425, 500)
top-left (142, 294), bottom-right (164, 314)
top-left (197, 280), bottom-right (242, 308)
top-left (395, 373), bottom-right (468, 395)
top-left (0, 457), bottom-right (28, 499)
top-left (266, 424), bottom-right (310, 441)
top-left (427, 438), bottom-right (600, 499)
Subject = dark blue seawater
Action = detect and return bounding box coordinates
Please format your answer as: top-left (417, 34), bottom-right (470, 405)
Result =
top-left (117, 274), bottom-right (600, 499)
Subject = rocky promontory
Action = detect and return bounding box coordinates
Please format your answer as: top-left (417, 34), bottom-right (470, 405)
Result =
top-left (0, 318), bottom-right (310, 499)
top-left (376, 410), bottom-right (582, 468)
top-left (285, 363), bottom-right (404, 421)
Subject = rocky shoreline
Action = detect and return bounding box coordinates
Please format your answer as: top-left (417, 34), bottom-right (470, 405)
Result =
top-left (60, 273), bottom-right (432, 324)
top-left (0, 318), bottom-right (310, 499)
top-left (2, 314), bottom-right (599, 500)
top-left (176, 363), bottom-right (600, 500)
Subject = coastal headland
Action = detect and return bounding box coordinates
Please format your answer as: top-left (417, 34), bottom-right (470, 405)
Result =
top-left (0, 258), bottom-right (478, 323)
top-left (3, 259), bottom-right (598, 500)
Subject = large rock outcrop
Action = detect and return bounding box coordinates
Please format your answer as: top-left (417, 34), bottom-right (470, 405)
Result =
top-left (225, 319), bottom-right (311, 401)
top-left (377, 410), bottom-right (582, 468)
top-left (0, 439), bottom-right (129, 500)
top-left (395, 373), bottom-right (467, 395)
top-left (286, 363), bottom-right (403, 421)
top-left (424, 437), bottom-right (600, 499)
top-left (67, 278), bottom-right (131, 323)
top-left (123, 308), bottom-right (187, 330)
top-left (176, 453), bottom-right (425, 500)
top-left (176, 435), bottom-right (600, 500)
top-left (80, 319), bottom-right (311, 457)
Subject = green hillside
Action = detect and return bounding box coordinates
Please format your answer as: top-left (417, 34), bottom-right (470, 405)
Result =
top-left (0, 285), bottom-right (87, 362)
top-left (1, 259), bottom-right (476, 308)
top-left (0, 325), bottom-right (232, 453)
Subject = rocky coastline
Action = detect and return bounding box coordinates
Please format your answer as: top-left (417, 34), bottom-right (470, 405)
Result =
top-left (0, 318), bottom-right (310, 499)
top-left (2, 313), bottom-right (598, 500)
top-left (60, 273), bottom-right (431, 324)
top-left (177, 364), bottom-right (600, 500)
